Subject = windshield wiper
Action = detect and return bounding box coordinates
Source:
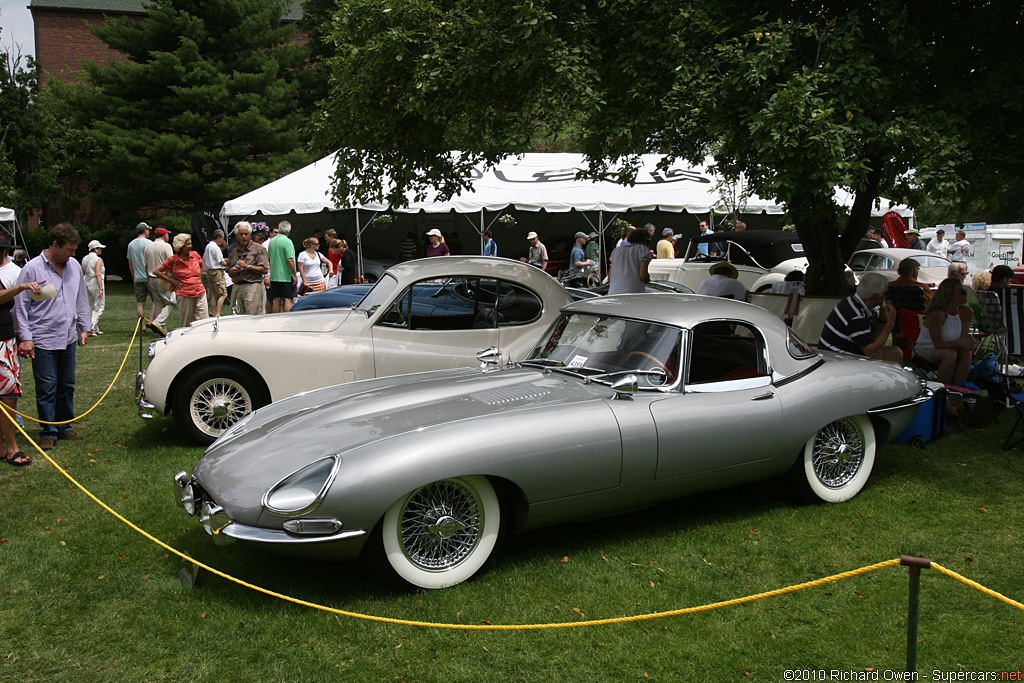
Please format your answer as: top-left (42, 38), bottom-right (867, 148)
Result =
top-left (585, 368), bottom-right (668, 384)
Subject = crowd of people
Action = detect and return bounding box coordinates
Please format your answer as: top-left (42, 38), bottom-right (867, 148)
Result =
top-left (0, 214), bottom-right (1006, 466)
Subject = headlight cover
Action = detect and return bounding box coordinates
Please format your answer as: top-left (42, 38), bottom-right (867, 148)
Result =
top-left (213, 410), bottom-right (256, 448)
top-left (262, 455), bottom-right (340, 516)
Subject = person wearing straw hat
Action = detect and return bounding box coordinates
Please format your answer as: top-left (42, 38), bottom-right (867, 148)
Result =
top-left (82, 239), bottom-right (106, 335)
top-left (697, 261), bottom-right (748, 300)
top-left (906, 228), bottom-right (925, 251)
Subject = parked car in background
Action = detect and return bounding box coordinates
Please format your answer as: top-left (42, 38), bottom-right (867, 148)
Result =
top-left (564, 280), bottom-right (695, 299)
top-left (174, 293), bottom-right (928, 589)
top-left (139, 257), bottom-right (572, 444)
top-left (647, 230), bottom-right (807, 292)
top-left (358, 244), bottom-right (401, 283)
top-left (848, 248), bottom-right (951, 289)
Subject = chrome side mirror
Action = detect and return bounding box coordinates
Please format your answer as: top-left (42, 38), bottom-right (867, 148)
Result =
top-left (476, 346), bottom-right (502, 369)
top-left (611, 374), bottom-right (638, 400)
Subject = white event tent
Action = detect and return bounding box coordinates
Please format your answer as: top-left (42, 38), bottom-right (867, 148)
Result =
top-left (221, 152), bottom-right (912, 271)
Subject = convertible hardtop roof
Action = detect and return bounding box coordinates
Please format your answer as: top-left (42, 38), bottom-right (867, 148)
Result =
top-left (690, 230), bottom-right (803, 267)
top-left (562, 292), bottom-right (788, 331)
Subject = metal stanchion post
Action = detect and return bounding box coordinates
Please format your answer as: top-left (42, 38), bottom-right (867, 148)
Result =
top-left (900, 554), bottom-right (932, 674)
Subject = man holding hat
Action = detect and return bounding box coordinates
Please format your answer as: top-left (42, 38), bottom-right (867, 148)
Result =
top-left (14, 223), bottom-right (92, 451)
top-left (697, 261), bottom-right (748, 300)
top-left (82, 239), bottom-right (106, 335)
top-left (521, 232), bottom-right (548, 271)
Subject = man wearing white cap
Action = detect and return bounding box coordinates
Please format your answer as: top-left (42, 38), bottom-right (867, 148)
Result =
top-left (82, 240), bottom-right (106, 335)
top-left (521, 232), bottom-right (548, 271)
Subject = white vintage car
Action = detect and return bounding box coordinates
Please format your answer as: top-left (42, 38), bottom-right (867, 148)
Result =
top-left (648, 230), bottom-right (807, 292)
top-left (138, 257), bottom-right (572, 444)
top-left (848, 248), bottom-right (952, 289)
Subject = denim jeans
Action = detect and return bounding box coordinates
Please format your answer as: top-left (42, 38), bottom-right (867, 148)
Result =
top-left (32, 342), bottom-right (77, 440)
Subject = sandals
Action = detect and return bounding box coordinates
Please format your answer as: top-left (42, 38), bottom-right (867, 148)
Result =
top-left (5, 451), bottom-right (30, 466)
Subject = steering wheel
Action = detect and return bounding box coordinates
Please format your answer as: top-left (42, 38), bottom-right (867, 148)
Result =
top-left (625, 351), bottom-right (668, 374)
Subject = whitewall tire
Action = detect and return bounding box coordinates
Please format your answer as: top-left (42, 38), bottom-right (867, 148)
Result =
top-left (799, 415), bottom-right (876, 503)
top-left (381, 476), bottom-right (502, 589)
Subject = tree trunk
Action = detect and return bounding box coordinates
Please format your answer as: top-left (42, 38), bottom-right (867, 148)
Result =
top-left (841, 157), bottom-right (883, 261)
top-left (790, 195), bottom-right (848, 296)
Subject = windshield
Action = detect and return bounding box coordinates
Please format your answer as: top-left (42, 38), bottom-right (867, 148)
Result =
top-left (355, 272), bottom-right (400, 313)
top-left (527, 313), bottom-right (682, 387)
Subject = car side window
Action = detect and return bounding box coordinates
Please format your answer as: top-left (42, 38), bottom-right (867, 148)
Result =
top-left (849, 253), bottom-right (870, 272)
top-left (687, 321), bottom-right (768, 385)
top-left (493, 280), bottom-right (544, 327)
top-left (378, 286), bottom-right (413, 327)
top-left (376, 276), bottom-right (506, 331)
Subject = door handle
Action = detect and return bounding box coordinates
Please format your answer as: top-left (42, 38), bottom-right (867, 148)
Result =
top-left (751, 391), bottom-right (775, 401)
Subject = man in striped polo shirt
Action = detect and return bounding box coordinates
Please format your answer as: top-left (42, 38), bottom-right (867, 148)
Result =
top-left (819, 272), bottom-right (903, 363)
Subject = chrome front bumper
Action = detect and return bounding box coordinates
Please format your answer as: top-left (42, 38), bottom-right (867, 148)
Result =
top-left (137, 371), bottom-right (155, 419)
top-left (172, 471), bottom-right (366, 547)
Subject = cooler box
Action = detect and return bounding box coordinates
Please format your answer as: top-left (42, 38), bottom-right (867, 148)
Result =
top-left (895, 389), bottom-right (946, 447)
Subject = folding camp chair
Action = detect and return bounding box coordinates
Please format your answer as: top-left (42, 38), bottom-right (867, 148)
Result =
top-left (894, 308), bottom-right (939, 379)
top-left (789, 296), bottom-right (843, 346)
top-left (1002, 390), bottom-right (1024, 450)
top-left (744, 291), bottom-right (793, 323)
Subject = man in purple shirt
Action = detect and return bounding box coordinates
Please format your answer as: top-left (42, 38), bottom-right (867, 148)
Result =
top-left (14, 224), bottom-right (92, 450)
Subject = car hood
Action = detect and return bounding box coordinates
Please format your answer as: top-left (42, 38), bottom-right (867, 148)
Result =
top-left (192, 365), bottom-right (612, 516)
top-left (179, 309), bottom-right (355, 335)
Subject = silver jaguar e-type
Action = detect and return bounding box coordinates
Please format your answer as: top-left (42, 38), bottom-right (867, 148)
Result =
top-left (174, 294), bottom-right (929, 589)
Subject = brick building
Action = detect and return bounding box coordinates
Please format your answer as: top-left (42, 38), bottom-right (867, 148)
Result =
top-left (30, 0), bottom-right (304, 84)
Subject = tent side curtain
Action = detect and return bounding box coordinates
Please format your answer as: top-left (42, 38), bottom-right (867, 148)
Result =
top-left (220, 152), bottom-right (913, 222)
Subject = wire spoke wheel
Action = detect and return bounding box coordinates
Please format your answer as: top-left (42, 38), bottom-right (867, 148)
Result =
top-left (811, 417), bottom-right (865, 488)
top-left (400, 480), bottom-right (482, 570)
top-left (382, 476), bottom-right (501, 589)
top-left (173, 364), bottom-right (268, 446)
top-left (796, 415), bottom-right (876, 503)
top-left (190, 378), bottom-right (253, 438)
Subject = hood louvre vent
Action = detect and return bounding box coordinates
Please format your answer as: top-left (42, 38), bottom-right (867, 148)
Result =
top-left (470, 385), bottom-right (551, 406)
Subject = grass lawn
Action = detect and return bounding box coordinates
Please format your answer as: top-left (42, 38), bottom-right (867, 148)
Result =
top-left (1, 284), bottom-right (1021, 682)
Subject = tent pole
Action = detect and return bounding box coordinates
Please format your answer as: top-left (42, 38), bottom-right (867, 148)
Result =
top-left (480, 209), bottom-right (485, 255)
top-left (355, 209), bottom-right (363, 280)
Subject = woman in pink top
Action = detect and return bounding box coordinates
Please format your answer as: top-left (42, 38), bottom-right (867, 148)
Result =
top-left (155, 233), bottom-right (209, 328)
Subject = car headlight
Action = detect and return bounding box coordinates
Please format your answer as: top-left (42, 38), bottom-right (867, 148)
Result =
top-left (262, 456), bottom-right (340, 516)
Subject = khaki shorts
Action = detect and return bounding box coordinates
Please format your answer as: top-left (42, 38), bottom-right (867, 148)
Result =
top-left (206, 269), bottom-right (227, 298)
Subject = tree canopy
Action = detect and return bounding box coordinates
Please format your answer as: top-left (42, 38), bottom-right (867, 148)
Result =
top-left (0, 42), bottom-right (76, 218)
top-left (312, 0), bottom-right (1024, 293)
top-left (56, 0), bottom-right (316, 220)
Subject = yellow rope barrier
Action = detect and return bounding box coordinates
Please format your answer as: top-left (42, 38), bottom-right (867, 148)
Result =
top-left (1, 316), bottom-right (143, 424)
top-left (930, 562), bottom-right (1024, 612)
top-left (7, 321), bottom-right (1023, 629)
